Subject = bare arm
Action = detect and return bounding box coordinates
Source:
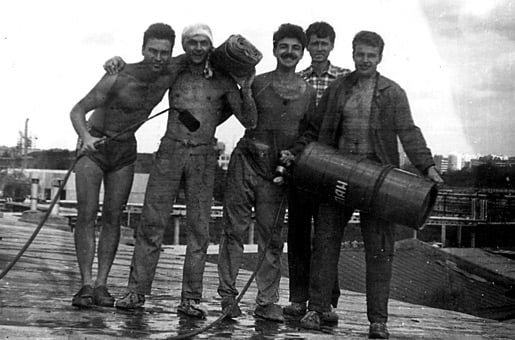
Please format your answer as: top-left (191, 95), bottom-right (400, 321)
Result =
top-left (281, 86), bottom-right (318, 164)
top-left (105, 55), bottom-right (188, 78)
top-left (288, 86), bottom-right (322, 157)
top-left (70, 73), bottom-right (118, 152)
top-left (222, 72), bottom-right (258, 128)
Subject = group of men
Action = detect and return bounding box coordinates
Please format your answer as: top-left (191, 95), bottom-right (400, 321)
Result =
top-left (70, 20), bottom-right (443, 339)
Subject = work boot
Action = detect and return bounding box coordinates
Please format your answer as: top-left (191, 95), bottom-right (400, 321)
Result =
top-left (283, 302), bottom-right (307, 316)
top-left (300, 310), bottom-right (321, 330)
top-left (221, 296), bottom-right (242, 319)
top-left (369, 322), bottom-right (390, 339)
top-left (177, 299), bottom-right (208, 319)
top-left (254, 303), bottom-right (284, 322)
top-left (115, 291), bottom-right (145, 310)
top-left (320, 306), bottom-right (339, 324)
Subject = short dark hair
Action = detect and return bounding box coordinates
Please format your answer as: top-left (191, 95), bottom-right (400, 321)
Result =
top-left (306, 21), bottom-right (336, 44)
top-left (352, 31), bottom-right (384, 55)
top-left (273, 23), bottom-right (307, 49)
top-left (143, 23), bottom-right (175, 49)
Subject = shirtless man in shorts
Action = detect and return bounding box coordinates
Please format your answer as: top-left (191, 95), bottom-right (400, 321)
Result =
top-left (69, 23), bottom-right (180, 308)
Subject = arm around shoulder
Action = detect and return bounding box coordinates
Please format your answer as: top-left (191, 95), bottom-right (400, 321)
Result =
top-left (103, 56), bottom-right (127, 75)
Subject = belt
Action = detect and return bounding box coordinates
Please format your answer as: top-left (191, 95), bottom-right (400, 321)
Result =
top-left (168, 137), bottom-right (215, 147)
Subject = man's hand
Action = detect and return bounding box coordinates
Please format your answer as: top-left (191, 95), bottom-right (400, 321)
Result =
top-left (79, 134), bottom-right (104, 154)
top-left (103, 56), bottom-right (126, 75)
top-left (232, 70), bottom-right (255, 91)
top-left (279, 150), bottom-right (295, 167)
top-left (426, 166), bottom-right (444, 184)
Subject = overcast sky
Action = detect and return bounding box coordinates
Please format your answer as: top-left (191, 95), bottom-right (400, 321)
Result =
top-left (1, 0), bottom-right (514, 157)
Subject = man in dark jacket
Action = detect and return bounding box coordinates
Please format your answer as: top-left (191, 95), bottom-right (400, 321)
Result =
top-left (283, 30), bottom-right (443, 338)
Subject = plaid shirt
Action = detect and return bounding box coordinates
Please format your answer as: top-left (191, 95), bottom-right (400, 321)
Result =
top-left (298, 62), bottom-right (350, 105)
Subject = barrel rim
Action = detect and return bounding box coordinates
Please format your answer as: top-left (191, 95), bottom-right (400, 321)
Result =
top-left (416, 183), bottom-right (439, 229)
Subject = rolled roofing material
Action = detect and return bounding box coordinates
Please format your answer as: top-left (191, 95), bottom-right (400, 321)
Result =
top-left (211, 34), bottom-right (263, 77)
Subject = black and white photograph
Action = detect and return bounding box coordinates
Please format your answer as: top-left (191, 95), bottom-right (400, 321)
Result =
top-left (1, 0), bottom-right (514, 339)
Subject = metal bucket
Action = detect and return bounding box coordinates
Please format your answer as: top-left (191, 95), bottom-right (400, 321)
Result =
top-left (292, 142), bottom-right (438, 229)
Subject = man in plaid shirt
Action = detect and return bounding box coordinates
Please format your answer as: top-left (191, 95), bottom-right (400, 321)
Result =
top-left (298, 22), bottom-right (350, 105)
top-left (284, 21), bottom-right (350, 322)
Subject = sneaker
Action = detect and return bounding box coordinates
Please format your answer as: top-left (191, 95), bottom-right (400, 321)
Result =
top-left (283, 302), bottom-right (307, 316)
top-left (115, 291), bottom-right (145, 310)
top-left (254, 303), bottom-right (284, 322)
top-left (93, 286), bottom-right (114, 307)
top-left (300, 310), bottom-right (321, 330)
top-left (320, 306), bottom-right (339, 324)
top-left (221, 296), bottom-right (242, 319)
top-left (177, 299), bottom-right (208, 319)
top-left (369, 322), bottom-right (390, 339)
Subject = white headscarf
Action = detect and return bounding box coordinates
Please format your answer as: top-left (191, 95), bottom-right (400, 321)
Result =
top-left (181, 23), bottom-right (214, 78)
top-left (181, 23), bottom-right (213, 50)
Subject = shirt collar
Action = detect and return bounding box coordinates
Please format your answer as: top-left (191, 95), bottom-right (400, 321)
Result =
top-left (302, 61), bottom-right (338, 77)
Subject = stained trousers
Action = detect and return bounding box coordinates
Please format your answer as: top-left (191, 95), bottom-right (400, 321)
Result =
top-left (127, 140), bottom-right (217, 300)
top-left (309, 202), bottom-right (395, 323)
top-left (217, 148), bottom-right (286, 306)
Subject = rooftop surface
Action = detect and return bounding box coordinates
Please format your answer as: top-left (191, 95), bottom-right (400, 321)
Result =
top-left (1, 213), bottom-right (514, 339)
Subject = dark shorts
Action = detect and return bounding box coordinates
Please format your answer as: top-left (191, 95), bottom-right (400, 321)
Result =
top-left (79, 128), bottom-right (137, 172)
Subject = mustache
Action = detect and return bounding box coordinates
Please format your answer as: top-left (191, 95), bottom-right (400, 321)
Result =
top-left (280, 53), bottom-right (298, 60)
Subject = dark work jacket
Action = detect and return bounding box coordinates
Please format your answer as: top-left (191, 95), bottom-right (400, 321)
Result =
top-left (292, 71), bottom-right (435, 174)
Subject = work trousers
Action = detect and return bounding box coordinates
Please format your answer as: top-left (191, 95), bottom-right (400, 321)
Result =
top-left (128, 140), bottom-right (217, 300)
top-left (217, 148), bottom-right (286, 306)
top-left (309, 203), bottom-right (395, 323)
top-left (287, 187), bottom-right (341, 307)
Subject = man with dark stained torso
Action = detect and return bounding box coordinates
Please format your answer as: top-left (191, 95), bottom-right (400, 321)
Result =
top-left (217, 23), bottom-right (316, 323)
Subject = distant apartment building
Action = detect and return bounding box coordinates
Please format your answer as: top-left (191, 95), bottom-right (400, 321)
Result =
top-left (447, 154), bottom-right (461, 171)
top-left (434, 155), bottom-right (449, 174)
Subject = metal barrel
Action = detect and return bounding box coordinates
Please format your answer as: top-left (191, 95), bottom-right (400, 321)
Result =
top-left (292, 142), bottom-right (438, 229)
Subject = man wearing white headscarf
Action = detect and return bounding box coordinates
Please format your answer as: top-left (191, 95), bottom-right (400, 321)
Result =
top-left (105, 23), bottom-right (257, 318)
top-left (180, 23), bottom-right (215, 78)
